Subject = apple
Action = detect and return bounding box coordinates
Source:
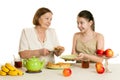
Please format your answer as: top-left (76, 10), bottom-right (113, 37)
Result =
top-left (96, 49), bottom-right (104, 56)
top-left (95, 62), bottom-right (103, 68)
top-left (95, 62), bottom-right (105, 74)
top-left (63, 68), bottom-right (72, 77)
top-left (104, 49), bottom-right (114, 58)
top-left (96, 66), bottom-right (105, 74)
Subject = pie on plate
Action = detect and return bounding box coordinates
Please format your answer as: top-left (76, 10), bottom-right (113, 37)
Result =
top-left (46, 62), bottom-right (71, 69)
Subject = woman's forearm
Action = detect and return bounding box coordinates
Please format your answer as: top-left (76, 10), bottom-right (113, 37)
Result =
top-left (19, 50), bottom-right (41, 59)
top-left (84, 54), bottom-right (103, 63)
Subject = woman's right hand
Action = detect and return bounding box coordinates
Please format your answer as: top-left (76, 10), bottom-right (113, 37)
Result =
top-left (40, 48), bottom-right (50, 56)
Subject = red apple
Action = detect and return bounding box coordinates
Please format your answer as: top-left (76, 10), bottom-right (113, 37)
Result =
top-left (96, 49), bottom-right (104, 56)
top-left (95, 62), bottom-right (103, 68)
top-left (96, 66), bottom-right (105, 74)
top-left (95, 62), bottom-right (105, 74)
top-left (104, 49), bottom-right (114, 58)
top-left (63, 68), bottom-right (72, 77)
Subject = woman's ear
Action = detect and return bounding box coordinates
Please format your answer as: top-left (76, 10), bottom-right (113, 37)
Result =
top-left (89, 20), bottom-right (93, 26)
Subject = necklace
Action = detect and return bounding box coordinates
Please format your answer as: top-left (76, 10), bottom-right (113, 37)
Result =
top-left (34, 27), bottom-right (46, 46)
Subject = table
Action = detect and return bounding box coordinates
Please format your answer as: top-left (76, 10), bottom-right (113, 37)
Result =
top-left (0, 63), bottom-right (120, 80)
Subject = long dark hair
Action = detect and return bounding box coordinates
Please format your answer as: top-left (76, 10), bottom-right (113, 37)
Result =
top-left (78, 10), bottom-right (95, 31)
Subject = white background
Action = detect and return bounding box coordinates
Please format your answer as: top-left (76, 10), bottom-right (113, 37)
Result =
top-left (0, 0), bottom-right (120, 64)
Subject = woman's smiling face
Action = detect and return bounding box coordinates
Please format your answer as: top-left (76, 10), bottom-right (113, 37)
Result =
top-left (77, 17), bottom-right (92, 33)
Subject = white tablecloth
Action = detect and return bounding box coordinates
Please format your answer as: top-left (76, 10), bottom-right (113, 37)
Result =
top-left (0, 63), bottom-right (120, 80)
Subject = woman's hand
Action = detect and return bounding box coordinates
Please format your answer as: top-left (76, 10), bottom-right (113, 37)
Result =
top-left (54, 46), bottom-right (65, 56)
top-left (40, 48), bottom-right (50, 56)
top-left (74, 53), bottom-right (84, 60)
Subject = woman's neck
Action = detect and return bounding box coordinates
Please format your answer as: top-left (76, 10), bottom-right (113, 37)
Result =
top-left (82, 29), bottom-right (94, 37)
top-left (35, 26), bottom-right (46, 32)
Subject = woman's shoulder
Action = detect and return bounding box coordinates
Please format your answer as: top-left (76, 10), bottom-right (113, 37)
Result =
top-left (22, 27), bottom-right (34, 31)
top-left (73, 32), bottom-right (81, 39)
top-left (74, 32), bottom-right (81, 36)
top-left (95, 32), bottom-right (104, 38)
top-left (21, 27), bottom-right (35, 34)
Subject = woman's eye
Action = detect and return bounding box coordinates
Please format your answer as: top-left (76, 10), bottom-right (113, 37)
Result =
top-left (77, 21), bottom-right (84, 25)
top-left (45, 18), bottom-right (52, 21)
top-left (46, 18), bottom-right (49, 20)
top-left (80, 22), bottom-right (84, 24)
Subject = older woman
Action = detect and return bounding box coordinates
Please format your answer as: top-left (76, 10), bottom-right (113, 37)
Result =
top-left (19, 7), bottom-right (64, 65)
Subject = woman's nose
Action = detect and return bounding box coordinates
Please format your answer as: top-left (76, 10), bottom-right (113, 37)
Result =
top-left (78, 24), bottom-right (81, 28)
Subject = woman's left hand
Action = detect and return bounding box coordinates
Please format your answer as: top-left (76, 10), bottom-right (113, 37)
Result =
top-left (54, 46), bottom-right (65, 56)
top-left (74, 53), bottom-right (84, 60)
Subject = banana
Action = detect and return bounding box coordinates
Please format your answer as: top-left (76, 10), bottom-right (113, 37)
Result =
top-left (15, 69), bottom-right (24, 75)
top-left (1, 65), bottom-right (9, 73)
top-left (5, 63), bottom-right (15, 71)
top-left (8, 70), bottom-right (18, 76)
top-left (0, 63), bottom-right (24, 76)
top-left (0, 70), bottom-right (7, 76)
